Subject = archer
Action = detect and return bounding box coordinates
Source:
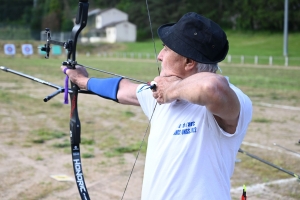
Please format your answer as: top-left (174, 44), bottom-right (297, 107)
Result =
top-left (62, 12), bottom-right (252, 200)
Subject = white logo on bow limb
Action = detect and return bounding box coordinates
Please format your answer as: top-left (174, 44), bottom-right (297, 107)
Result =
top-left (73, 159), bottom-right (87, 192)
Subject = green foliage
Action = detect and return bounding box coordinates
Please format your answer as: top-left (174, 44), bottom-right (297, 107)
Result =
top-left (0, 0), bottom-right (33, 23)
top-left (253, 118), bottom-right (272, 123)
top-left (49, 0), bottom-right (61, 13)
top-left (41, 0), bottom-right (62, 32)
top-left (104, 142), bottom-right (147, 157)
top-left (82, 153), bottom-right (95, 158)
top-left (53, 139), bottom-right (70, 148)
top-left (0, 89), bottom-right (12, 104)
top-left (61, 15), bottom-right (74, 32)
top-left (123, 110), bottom-right (135, 118)
top-left (0, 26), bottom-right (31, 40)
top-left (89, 0), bottom-right (119, 8)
top-left (81, 138), bottom-right (95, 145)
top-left (116, 0), bottom-right (300, 40)
top-left (1, 0), bottom-right (300, 41)
top-left (30, 3), bottom-right (44, 34)
top-left (35, 155), bottom-right (44, 161)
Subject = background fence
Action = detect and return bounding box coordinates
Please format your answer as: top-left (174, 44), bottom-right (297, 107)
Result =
top-left (1, 46), bottom-right (300, 67)
top-left (95, 52), bottom-right (300, 67)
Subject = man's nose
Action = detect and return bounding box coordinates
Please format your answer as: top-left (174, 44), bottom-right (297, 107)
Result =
top-left (157, 49), bottom-right (163, 61)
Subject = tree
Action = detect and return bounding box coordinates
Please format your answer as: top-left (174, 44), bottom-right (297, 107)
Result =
top-left (0, 0), bottom-right (33, 24)
top-left (289, 0), bottom-right (300, 31)
top-left (41, 0), bottom-right (62, 31)
top-left (1, 0), bottom-right (300, 41)
top-left (117, 0), bottom-right (188, 40)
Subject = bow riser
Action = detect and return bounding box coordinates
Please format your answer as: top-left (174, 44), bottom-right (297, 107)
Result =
top-left (40, 1), bottom-right (91, 199)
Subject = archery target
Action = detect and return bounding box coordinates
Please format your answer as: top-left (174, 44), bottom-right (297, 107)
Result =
top-left (4, 44), bottom-right (16, 55)
top-left (22, 44), bottom-right (34, 56)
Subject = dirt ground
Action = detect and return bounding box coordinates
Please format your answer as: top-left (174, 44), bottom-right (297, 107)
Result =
top-left (1, 80), bottom-right (300, 200)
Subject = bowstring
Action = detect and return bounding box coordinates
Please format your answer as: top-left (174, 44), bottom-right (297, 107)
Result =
top-left (145, 0), bottom-right (161, 74)
top-left (120, 103), bottom-right (157, 200)
top-left (120, 0), bottom-right (160, 199)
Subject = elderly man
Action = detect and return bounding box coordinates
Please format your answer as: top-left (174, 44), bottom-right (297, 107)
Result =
top-left (62, 12), bottom-right (252, 200)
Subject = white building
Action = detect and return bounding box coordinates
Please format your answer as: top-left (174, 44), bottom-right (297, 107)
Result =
top-left (84, 8), bottom-right (136, 43)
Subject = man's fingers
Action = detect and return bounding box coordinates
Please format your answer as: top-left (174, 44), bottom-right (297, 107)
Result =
top-left (63, 68), bottom-right (69, 75)
top-left (152, 91), bottom-right (158, 99)
top-left (61, 66), bottom-right (68, 74)
top-left (75, 65), bottom-right (89, 77)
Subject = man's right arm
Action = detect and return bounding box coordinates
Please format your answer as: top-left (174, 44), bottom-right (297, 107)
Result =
top-left (117, 79), bottom-right (140, 106)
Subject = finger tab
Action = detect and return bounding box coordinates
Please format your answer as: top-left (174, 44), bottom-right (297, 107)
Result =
top-left (150, 81), bottom-right (157, 90)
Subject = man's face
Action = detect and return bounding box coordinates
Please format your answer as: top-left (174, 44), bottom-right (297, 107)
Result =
top-left (157, 44), bottom-right (187, 78)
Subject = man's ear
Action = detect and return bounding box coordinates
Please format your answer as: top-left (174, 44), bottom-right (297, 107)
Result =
top-left (185, 58), bottom-right (197, 71)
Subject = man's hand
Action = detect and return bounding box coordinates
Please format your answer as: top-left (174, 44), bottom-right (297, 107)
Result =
top-left (61, 65), bottom-right (89, 89)
top-left (152, 76), bottom-right (181, 104)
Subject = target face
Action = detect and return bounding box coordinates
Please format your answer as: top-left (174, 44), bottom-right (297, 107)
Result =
top-left (22, 44), bottom-right (33, 55)
top-left (4, 44), bottom-right (16, 55)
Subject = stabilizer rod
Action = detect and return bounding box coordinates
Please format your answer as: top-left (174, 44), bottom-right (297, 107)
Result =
top-left (0, 66), bottom-right (93, 102)
top-left (239, 148), bottom-right (300, 181)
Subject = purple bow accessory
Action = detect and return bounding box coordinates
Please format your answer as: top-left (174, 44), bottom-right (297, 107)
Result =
top-left (63, 68), bottom-right (69, 104)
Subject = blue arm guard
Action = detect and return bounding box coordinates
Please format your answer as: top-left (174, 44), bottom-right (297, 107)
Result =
top-left (87, 77), bottom-right (123, 102)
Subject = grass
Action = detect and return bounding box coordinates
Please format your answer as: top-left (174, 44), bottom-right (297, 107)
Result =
top-left (53, 139), bottom-right (70, 148)
top-left (252, 118), bottom-right (272, 123)
top-left (82, 153), bottom-right (95, 158)
top-left (104, 143), bottom-right (146, 158)
top-left (220, 65), bottom-right (300, 91)
top-left (225, 31), bottom-right (300, 57)
top-left (29, 129), bottom-right (67, 144)
top-left (16, 181), bottom-right (71, 200)
top-left (115, 31), bottom-right (300, 58)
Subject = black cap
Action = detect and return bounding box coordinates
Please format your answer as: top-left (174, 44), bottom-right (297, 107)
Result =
top-left (157, 12), bottom-right (229, 64)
